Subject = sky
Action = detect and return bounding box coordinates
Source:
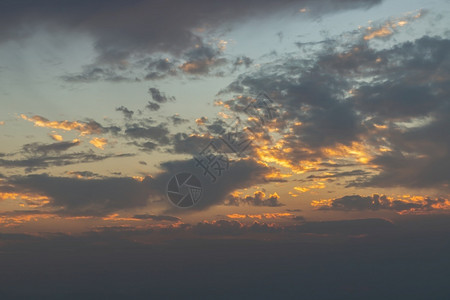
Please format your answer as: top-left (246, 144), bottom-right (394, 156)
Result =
top-left (1, 0), bottom-right (450, 298)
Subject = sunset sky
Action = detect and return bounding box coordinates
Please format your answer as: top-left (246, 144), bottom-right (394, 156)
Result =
top-left (1, 0), bottom-right (450, 298)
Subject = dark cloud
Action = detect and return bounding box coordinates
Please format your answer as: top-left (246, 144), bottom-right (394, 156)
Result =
top-left (146, 101), bottom-right (161, 111)
top-left (148, 88), bottom-right (175, 103)
top-left (4, 174), bottom-right (156, 216)
top-left (61, 66), bottom-right (137, 83)
top-left (312, 194), bottom-right (450, 213)
top-left (168, 114), bottom-right (189, 126)
top-left (129, 141), bottom-right (159, 152)
top-left (2, 214), bottom-right (450, 299)
top-left (22, 140), bottom-right (81, 155)
top-left (306, 169), bottom-right (371, 180)
top-left (219, 34), bottom-right (450, 191)
top-left (224, 191), bottom-right (284, 207)
top-left (179, 45), bottom-right (228, 75)
top-left (132, 214), bottom-right (180, 222)
top-left (0, 151), bottom-right (134, 173)
top-left (232, 56), bottom-right (253, 71)
top-left (116, 106), bottom-right (134, 119)
top-left (149, 157), bottom-right (277, 210)
top-left (0, 0), bottom-right (382, 65)
top-left (66, 171), bottom-right (101, 178)
top-left (124, 123), bottom-right (170, 145)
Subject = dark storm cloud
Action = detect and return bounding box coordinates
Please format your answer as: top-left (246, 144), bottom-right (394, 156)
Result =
top-left (313, 194), bottom-right (449, 212)
top-left (0, 0), bottom-right (382, 64)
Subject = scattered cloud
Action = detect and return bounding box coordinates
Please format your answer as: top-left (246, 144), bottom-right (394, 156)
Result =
top-left (21, 115), bottom-right (120, 136)
top-left (89, 138), bottom-right (108, 150)
top-left (225, 191), bottom-right (284, 207)
top-left (312, 194), bottom-right (450, 214)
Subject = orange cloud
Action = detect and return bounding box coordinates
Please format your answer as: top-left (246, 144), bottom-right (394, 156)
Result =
top-left (227, 213), bottom-right (294, 220)
top-left (89, 137), bottom-right (108, 150)
top-left (0, 212), bottom-right (56, 227)
top-left (311, 194), bottom-right (450, 215)
top-left (21, 114), bottom-right (103, 136)
top-left (102, 214), bottom-right (141, 222)
top-left (49, 133), bottom-right (63, 141)
top-left (0, 192), bottom-right (50, 204)
top-left (363, 10), bottom-right (425, 41)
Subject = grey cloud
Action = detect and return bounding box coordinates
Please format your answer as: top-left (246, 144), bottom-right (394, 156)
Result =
top-left (149, 157), bottom-right (277, 211)
top-left (224, 191), bottom-right (284, 207)
top-left (0, 151), bottom-right (134, 173)
top-left (124, 123), bottom-right (170, 145)
top-left (146, 102), bottom-right (161, 111)
top-left (220, 35), bottom-right (450, 191)
top-left (116, 106), bottom-right (134, 119)
top-left (148, 88), bottom-right (175, 103)
top-left (4, 174), bottom-right (156, 216)
top-left (0, 0), bottom-right (382, 64)
top-left (22, 140), bottom-right (81, 155)
top-left (313, 194), bottom-right (449, 212)
top-left (132, 214), bottom-right (180, 222)
top-left (168, 115), bottom-right (189, 126)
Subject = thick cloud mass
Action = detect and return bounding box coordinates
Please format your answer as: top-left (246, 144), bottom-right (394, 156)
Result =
top-left (0, 0), bottom-right (381, 62)
top-left (221, 35), bottom-right (450, 191)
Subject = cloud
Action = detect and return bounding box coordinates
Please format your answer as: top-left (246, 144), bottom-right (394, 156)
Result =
top-left (224, 191), bottom-right (284, 207)
top-left (22, 140), bottom-right (81, 155)
top-left (116, 106), bottom-right (134, 119)
top-left (149, 157), bottom-right (278, 210)
top-left (49, 133), bottom-right (63, 141)
top-left (4, 174), bottom-right (157, 216)
top-left (148, 88), bottom-right (175, 103)
top-left (132, 214), bottom-right (180, 222)
top-left (21, 114), bottom-right (120, 136)
top-left (362, 10), bottom-right (425, 41)
top-left (61, 66), bottom-right (137, 83)
top-left (227, 213), bottom-right (294, 220)
top-left (168, 114), bottom-right (189, 126)
top-left (89, 138), bottom-right (108, 150)
top-left (312, 194), bottom-right (450, 214)
top-left (219, 27), bottom-right (450, 192)
top-left (146, 102), bottom-right (161, 111)
top-left (0, 151), bottom-right (133, 172)
top-left (0, 0), bottom-right (382, 66)
top-left (124, 123), bottom-right (170, 145)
